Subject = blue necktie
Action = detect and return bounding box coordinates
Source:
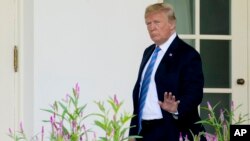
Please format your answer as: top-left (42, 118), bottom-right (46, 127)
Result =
top-left (138, 47), bottom-right (161, 133)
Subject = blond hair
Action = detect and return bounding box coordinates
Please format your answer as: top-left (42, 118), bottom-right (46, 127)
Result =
top-left (145, 3), bottom-right (176, 22)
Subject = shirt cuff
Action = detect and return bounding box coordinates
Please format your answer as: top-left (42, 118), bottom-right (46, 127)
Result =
top-left (171, 111), bottom-right (179, 119)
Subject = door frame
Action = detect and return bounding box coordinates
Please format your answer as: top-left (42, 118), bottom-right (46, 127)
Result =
top-left (18, 0), bottom-right (35, 137)
top-left (231, 0), bottom-right (249, 122)
top-left (248, 0), bottom-right (250, 118)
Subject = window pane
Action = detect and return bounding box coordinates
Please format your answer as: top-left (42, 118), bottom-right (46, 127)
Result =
top-left (164, 0), bottom-right (195, 34)
top-left (200, 0), bottom-right (230, 35)
top-left (200, 40), bottom-right (231, 88)
top-left (200, 93), bottom-right (231, 134)
top-left (182, 39), bottom-right (195, 48)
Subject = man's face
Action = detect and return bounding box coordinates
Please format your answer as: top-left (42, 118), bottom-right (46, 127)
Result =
top-left (145, 11), bottom-right (174, 45)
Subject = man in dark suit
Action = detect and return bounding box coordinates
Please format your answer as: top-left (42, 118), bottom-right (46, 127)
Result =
top-left (129, 3), bottom-right (206, 141)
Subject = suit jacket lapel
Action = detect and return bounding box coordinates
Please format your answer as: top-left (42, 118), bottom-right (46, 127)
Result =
top-left (156, 36), bottom-right (180, 74)
top-left (137, 46), bottom-right (155, 83)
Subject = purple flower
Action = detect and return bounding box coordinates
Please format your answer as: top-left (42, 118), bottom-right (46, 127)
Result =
top-left (207, 101), bottom-right (212, 111)
top-left (184, 134), bottom-right (188, 141)
top-left (62, 93), bottom-right (70, 103)
top-left (231, 101), bottom-right (234, 111)
top-left (208, 113), bottom-right (212, 120)
top-left (20, 122), bottom-right (24, 133)
top-left (72, 120), bottom-right (77, 132)
top-left (205, 133), bottom-right (218, 141)
top-left (179, 132), bottom-right (183, 141)
top-left (74, 83), bottom-right (80, 98)
top-left (41, 126), bottom-right (44, 141)
top-left (82, 124), bottom-right (86, 131)
top-left (8, 128), bottom-right (12, 135)
top-left (93, 132), bottom-right (97, 140)
top-left (50, 115), bottom-right (58, 132)
top-left (50, 116), bottom-right (54, 124)
top-left (114, 94), bottom-right (119, 106)
top-left (219, 109), bottom-right (225, 122)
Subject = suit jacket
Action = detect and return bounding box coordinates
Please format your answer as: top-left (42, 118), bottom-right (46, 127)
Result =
top-left (129, 36), bottom-right (205, 140)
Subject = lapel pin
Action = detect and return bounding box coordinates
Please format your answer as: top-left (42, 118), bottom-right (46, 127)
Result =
top-left (169, 53), bottom-right (173, 57)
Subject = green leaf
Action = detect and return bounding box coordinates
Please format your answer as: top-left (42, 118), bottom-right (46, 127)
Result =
top-left (40, 109), bottom-right (55, 114)
top-left (94, 121), bottom-right (106, 130)
top-left (123, 135), bottom-right (143, 140)
top-left (58, 101), bottom-right (68, 111)
top-left (78, 104), bottom-right (87, 113)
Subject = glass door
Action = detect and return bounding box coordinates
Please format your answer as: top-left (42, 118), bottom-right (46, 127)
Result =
top-left (163, 0), bottom-right (249, 132)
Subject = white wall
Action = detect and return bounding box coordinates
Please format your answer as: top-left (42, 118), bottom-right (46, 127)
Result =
top-left (31, 0), bottom-right (158, 137)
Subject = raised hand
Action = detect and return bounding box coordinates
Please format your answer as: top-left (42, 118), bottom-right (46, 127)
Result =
top-left (158, 92), bottom-right (180, 113)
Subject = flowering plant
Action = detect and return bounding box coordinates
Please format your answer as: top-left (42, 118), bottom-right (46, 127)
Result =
top-left (41, 83), bottom-right (91, 141)
top-left (8, 122), bottom-right (30, 141)
top-left (181, 101), bottom-right (248, 141)
top-left (8, 83), bottom-right (138, 141)
top-left (93, 95), bottom-right (140, 141)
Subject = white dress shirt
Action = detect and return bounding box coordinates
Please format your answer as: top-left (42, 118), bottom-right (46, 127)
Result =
top-left (140, 32), bottom-right (177, 120)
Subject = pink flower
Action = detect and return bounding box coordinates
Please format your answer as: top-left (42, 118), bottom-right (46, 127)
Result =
top-left (50, 115), bottom-right (58, 132)
top-left (93, 132), bottom-right (97, 140)
top-left (50, 116), bottom-right (54, 124)
top-left (184, 134), bottom-right (188, 141)
top-left (82, 124), bottom-right (86, 132)
top-left (231, 101), bottom-right (234, 111)
top-left (208, 113), bottom-right (212, 120)
top-left (74, 83), bottom-right (80, 98)
top-left (219, 109), bottom-right (225, 122)
top-left (207, 101), bottom-right (212, 111)
top-left (57, 121), bottom-right (63, 136)
top-left (179, 132), bottom-right (183, 141)
top-left (114, 94), bottom-right (119, 105)
top-left (8, 128), bottom-right (12, 135)
top-left (20, 122), bottom-right (24, 133)
top-left (41, 126), bottom-right (44, 141)
top-left (205, 133), bottom-right (218, 141)
top-left (62, 93), bottom-right (70, 103)
top-left (72, 120), bottom-right (77, 132)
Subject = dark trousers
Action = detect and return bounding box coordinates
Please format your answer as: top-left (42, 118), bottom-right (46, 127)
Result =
top-left (136, 119), bottom-right (207, 141)
top-left (136, 119), bottom-right (179, 141)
